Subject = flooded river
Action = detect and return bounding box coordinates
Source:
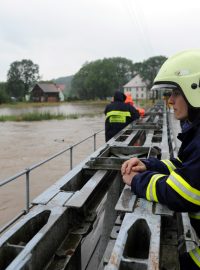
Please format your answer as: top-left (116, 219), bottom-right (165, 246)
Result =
top-left (0, 103), bottom-right (106, 227)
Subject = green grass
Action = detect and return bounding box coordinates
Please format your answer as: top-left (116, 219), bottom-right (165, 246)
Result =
top-left (0, 112), bottom-right (103, 122)
top-left (0, 100), bottom-right (108, 109)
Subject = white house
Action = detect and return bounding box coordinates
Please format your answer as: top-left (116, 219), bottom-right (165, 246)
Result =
top-left (123, 74), bottom-right (148, 100)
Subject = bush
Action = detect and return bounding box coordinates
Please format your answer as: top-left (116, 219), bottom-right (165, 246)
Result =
top-left (0, 88), bottom-right (10, 104)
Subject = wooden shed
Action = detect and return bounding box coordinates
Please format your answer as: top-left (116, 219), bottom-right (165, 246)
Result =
top-left (30, 83), bottom-right (63, 102)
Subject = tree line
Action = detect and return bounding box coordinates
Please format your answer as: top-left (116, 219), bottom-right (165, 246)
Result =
top-left (70, 56), bottom-right (167, 100)
top-left (0, 55), bottom-right (167, 104)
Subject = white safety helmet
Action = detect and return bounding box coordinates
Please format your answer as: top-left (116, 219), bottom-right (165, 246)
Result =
top-left (152, 49), bottom-right (200, 108)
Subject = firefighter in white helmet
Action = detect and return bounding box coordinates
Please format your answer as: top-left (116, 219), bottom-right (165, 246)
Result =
top-left (121, 49), bottom-right (200, 269)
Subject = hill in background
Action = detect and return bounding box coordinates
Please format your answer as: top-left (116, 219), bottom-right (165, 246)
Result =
top-left (53, 75), bottom-right (73, 97)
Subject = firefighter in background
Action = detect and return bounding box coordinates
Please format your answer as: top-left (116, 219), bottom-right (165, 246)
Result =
top-left (121, 50), bottom-right (200, 270)
top-left (104, 90), bottom-right (139, 142)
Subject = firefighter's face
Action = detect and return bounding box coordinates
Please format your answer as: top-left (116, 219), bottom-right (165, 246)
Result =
top-left (168, 90), bottom-right (188, 120)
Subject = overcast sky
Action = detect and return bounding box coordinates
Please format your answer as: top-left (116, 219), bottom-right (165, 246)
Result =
top-left (0, 0), bottom-right (199, 81)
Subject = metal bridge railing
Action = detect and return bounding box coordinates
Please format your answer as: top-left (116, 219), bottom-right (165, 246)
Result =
top-left (0, 129), bottom-right (104, 233)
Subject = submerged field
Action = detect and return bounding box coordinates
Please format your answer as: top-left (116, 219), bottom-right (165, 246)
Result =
top-left (0, 99), bottom-right (153, 121)
top-left (0, 111), bottom-right (103, 121)
top-left (0, 101), bottom-right (107, 121)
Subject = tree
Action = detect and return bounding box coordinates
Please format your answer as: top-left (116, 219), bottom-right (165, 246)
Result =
top-left (7, 59), bottom-right (40, 99)
top-left (71, 57), bottom-right (134, 99)
top-left (0, 82), bottom-right (10, 104)
top-left (132, 62), bottom-right (143, 77)
top-left (133, 56), bottom-right (167, 90)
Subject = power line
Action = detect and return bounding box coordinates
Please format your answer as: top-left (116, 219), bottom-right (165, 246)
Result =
top-left (120, 0), bottom-right (154, 59)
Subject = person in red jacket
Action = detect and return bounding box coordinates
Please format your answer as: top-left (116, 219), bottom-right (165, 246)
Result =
top-left (125, 92), bottom-right (134, 106)
top-left (125, 92), bottom-right (146, 117)
top-left (121, 50), bottom-right (200, 270)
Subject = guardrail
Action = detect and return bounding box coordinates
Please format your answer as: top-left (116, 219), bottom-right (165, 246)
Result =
top-left (0, 102), bottom-right (196, 270)
top-left (0, 129), bottom-right (104, 234)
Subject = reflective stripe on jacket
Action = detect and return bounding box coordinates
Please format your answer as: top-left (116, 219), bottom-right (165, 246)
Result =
top-left (189, 247), bottom-right (200, 268)
top-left (106, 110), bottom-right (131, 123)
top-left (189, 212), bottom-right (200, 220)
top-left (166, 171), bottom-right (200, 206)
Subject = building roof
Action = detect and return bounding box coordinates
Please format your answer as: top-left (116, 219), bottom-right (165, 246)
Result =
top-left (56, 84), bottom-right (66, 92)
top-left (33, 83), bottom-right (61, 93)
top-left (123, 74), bottom-right (146, 88)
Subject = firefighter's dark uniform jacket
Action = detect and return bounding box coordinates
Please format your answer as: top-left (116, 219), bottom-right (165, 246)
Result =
top-left (104, 91), bottom-right (139, 142)
top-left (130, 118), bottom-right (200, 269)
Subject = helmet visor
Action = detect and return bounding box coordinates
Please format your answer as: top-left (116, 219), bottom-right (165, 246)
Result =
top-left (152, 82), bottom-right (186, 100)
top-left (151, 83), bottom-right (179, 91)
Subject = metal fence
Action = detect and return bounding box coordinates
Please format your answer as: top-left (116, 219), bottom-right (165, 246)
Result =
top-left (0, 129), bottom-right (104, 234)
top-left (1, 103), bottom-right (196, 270)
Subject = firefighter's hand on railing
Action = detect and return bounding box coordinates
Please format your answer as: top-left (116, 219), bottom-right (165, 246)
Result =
top-left (121, 158), bottom-right (147, 186)
top-left (121, 157), bottom-right (147, 175)
top-left (121, 170), bottom-right (139, 185)
top-left (121, 157), bottom-right (146, 185)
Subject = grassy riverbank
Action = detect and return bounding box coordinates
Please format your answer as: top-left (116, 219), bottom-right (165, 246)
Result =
top-left (0, 100), bottom-right (153, 121)
top-left (0, 100), bottom-right (109, 109)
top-left (0, 111), bottom-right (103, 122)
top-left (0, 101), bottom-right (106, 121)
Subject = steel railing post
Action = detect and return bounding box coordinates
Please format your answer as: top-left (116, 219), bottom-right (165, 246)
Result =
top-left (70, 146), bottom-right (73, 170)
top-left (25, 169), bottom-right (30, 213)
top-left (94, 132), bottom-right (97, 151)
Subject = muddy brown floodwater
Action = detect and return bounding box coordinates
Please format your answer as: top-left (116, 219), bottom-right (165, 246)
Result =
top-left (0, 115), bottom-right (105, 227)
